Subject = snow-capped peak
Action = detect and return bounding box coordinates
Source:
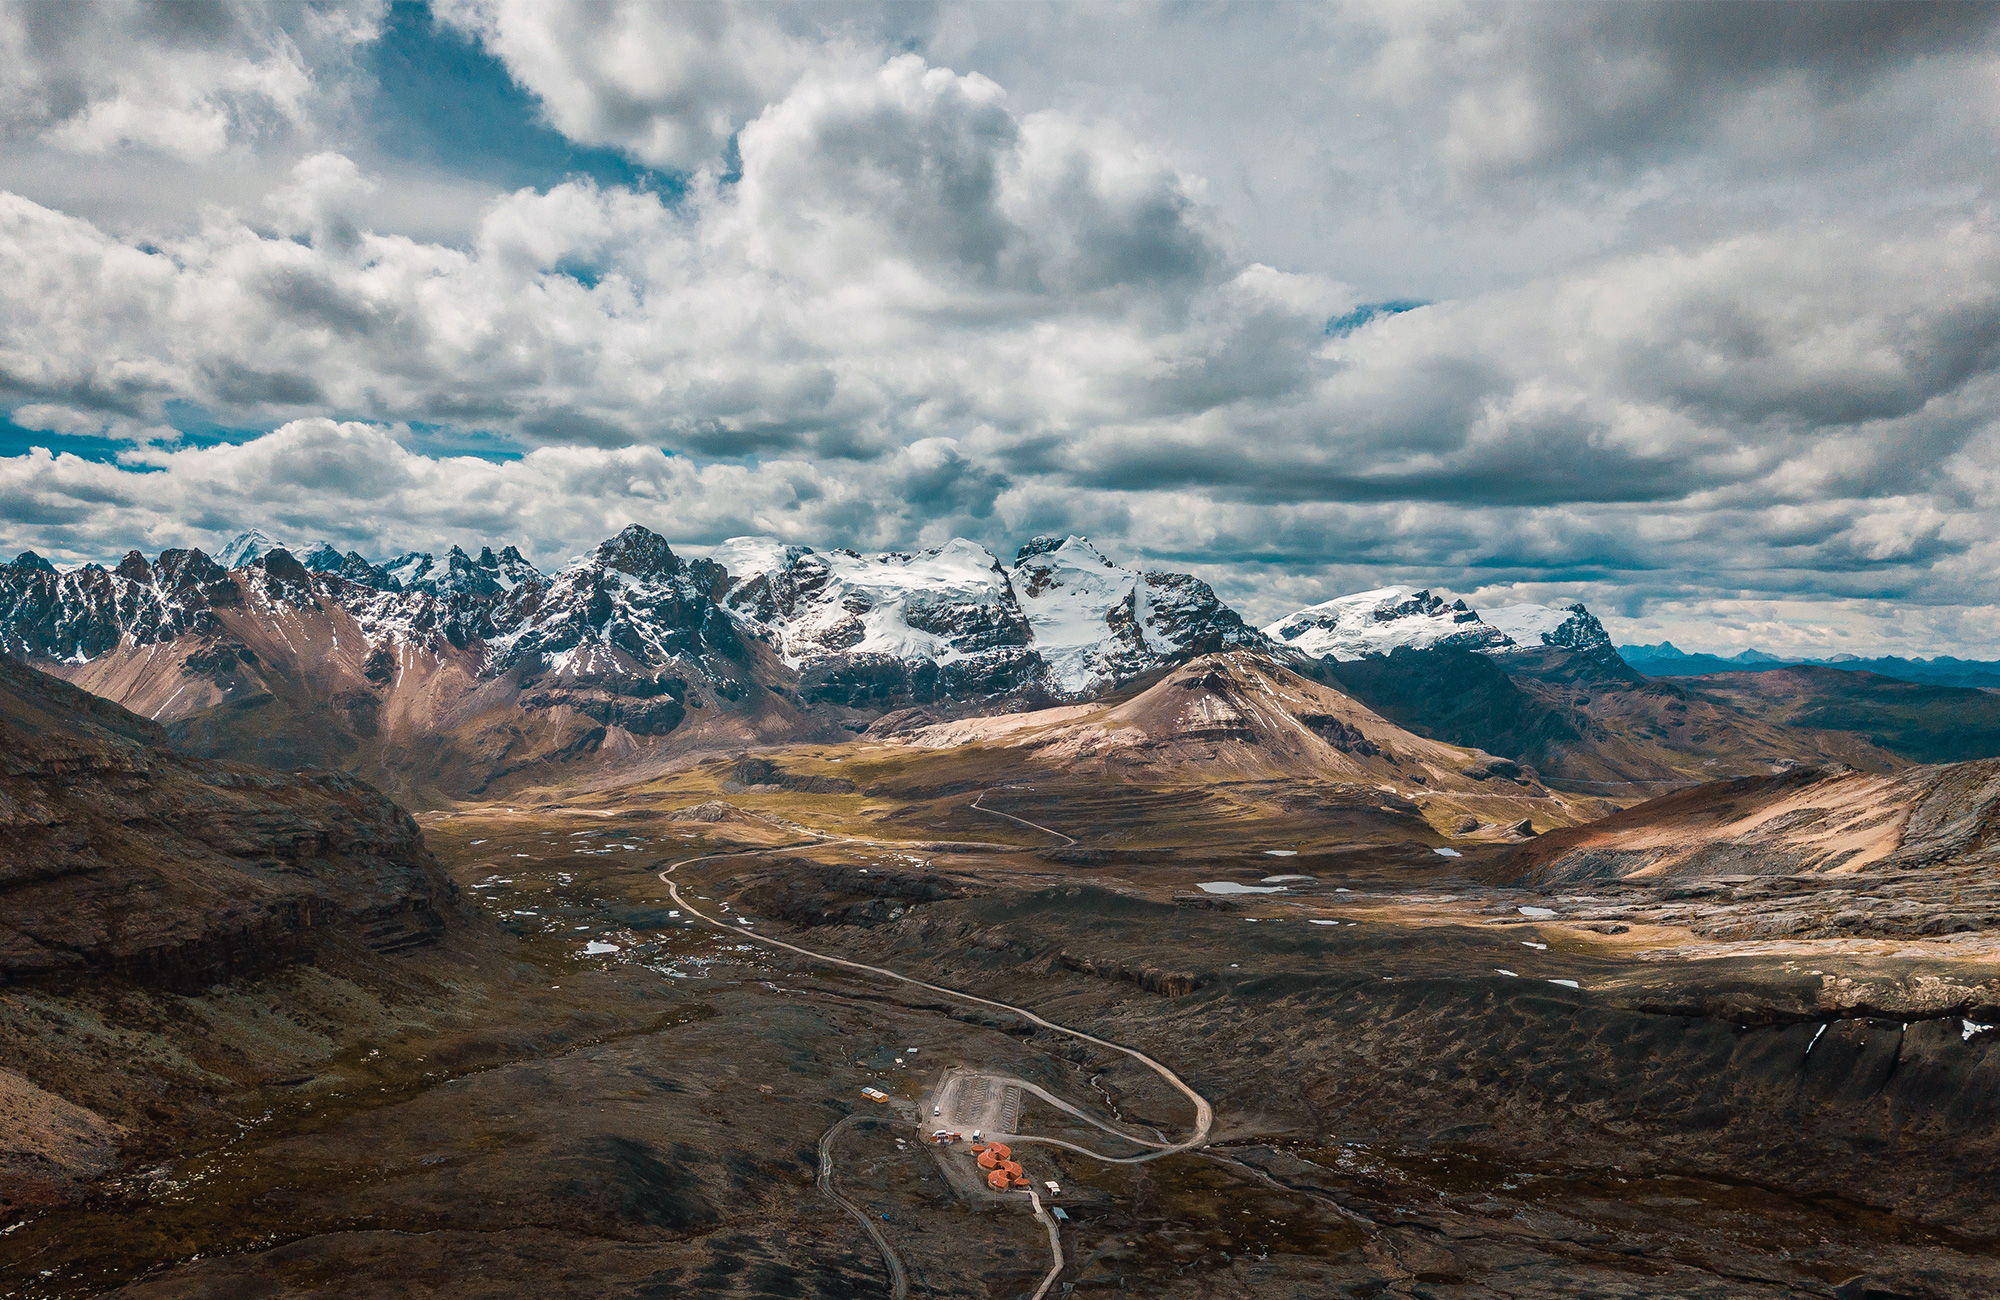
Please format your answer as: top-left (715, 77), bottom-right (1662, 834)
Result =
top-left (716, 532), bottom-right (1254, 700)
top-left (1263, 587), bottom-right (1507, 661)
top-left (1480, 601), bottom-right (1614, 656)
top-left (1010, 536), bottom-right (1155, 692)
top-left (1263, 586), bottom-right (1618, 662)
top-left (725, 537), bottom-right (1025, 669)
top-left (217, 529), bottom-right (287, 569)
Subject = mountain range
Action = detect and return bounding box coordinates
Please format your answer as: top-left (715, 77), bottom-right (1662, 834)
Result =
top-left (2, 526), bottom-right (1994, 803)
top-left (1621, 641), bottom-right (2000, 689)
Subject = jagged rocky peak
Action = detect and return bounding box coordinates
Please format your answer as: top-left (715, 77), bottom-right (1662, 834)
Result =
top-left (1265, 587), bottom-right (1509, 661)
top-left (488, 523), bottom-right (738, 678)
top-left (594, 523), bottom-right (685, 579)
top-left (715, 531), bottom-right (1257, 703)
top-left (366, 544), bottom-right (544, 597)
top-left (299, 541), bottom-right (345, 572)
top-left (1481, 600), bottom-right (1615, 658)
top-left (246, 547), bottom-right (320, 606)
top-left (0, 542), bottom-right (241, 661)
top-left (1014, 535), bottom-right (1068, 562)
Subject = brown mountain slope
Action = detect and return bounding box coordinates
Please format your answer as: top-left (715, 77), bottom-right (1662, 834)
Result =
top-left (874, 651), bottom-right (1601, 833)
top-left (1497, 758), bottom-right (2000, 940)
top-left (1327, 644), bottom-right (1905, 793)
top-left (52, 586), bottom-right (834, 808)
top-left (0, 657), bottom-right (455, 992)
top-left (1679, 665), bottom-right (2000, 765)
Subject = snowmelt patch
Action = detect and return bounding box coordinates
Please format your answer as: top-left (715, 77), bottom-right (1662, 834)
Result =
top-left (1264, 849), bottom-right (1298, 857)
top-left (1262, 874), bottom-right (1316, 883)
top-left (1518, 906), bottom-right (1558, 919)
top-left (582, 941), bottom-right (619, 956)
top-left (1198, 881), bottom-right (1288, 895)
top-left (1433, 847), bottom-right (1463, 858)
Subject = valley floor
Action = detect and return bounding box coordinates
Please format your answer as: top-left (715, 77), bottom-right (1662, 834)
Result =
top-left (6, 776), bottom-right (2000, 1299)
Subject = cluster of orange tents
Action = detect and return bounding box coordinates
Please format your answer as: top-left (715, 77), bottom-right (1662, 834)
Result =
top-left (970, 1141), bottom-right (1030, 1191)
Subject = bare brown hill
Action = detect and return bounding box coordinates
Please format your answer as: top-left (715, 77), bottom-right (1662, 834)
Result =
top-left (1497, 758), bottom-right (2000, 940)
top-left (879, 651), bottom-right (1600, 834)
top-left (0, 657), bottom-right (455, 992)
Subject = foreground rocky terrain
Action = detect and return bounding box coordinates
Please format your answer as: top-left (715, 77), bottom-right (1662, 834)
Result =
top-left (7, 538), bottom-right (2000, 1297)
top-left (5, 695), bottom-right (2000, 1295)
top-left (0, 658), bottom-right (456, 1219)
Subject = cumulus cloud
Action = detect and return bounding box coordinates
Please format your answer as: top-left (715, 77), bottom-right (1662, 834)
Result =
top-left (0, 0), bottom-right (382, 159)
top-left (2, 7), bottom-right (1999, 656)
top-left (433, 0), bottom-right (852, 170)
top-left (0, 55), bottom-right (1253, 452)
top-left (0, 418), bottom-right (1011, 570)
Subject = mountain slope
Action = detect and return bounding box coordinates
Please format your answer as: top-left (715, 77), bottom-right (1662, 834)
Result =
top-left (1687, 666), bottom-right (2000, 765)
top-left (0, 656), bottom-right (453, 990)
top-left (876, 649), bottom-right (1592, 831)
top-left (1326, 644), bottom-right (1906, 790)
top-left (1503, 757), bottom-right (2000, 891)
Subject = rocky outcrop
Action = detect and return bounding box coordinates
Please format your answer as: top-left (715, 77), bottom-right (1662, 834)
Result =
top-left (0, 658), bottom-right (454, 993)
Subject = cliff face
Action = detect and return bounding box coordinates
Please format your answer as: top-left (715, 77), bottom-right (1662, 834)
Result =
top-left (0, 657), bottom-right (454, 993)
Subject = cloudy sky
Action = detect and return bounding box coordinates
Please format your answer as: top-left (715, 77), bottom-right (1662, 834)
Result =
top-left (3, 1), bottom-right (1998, 655)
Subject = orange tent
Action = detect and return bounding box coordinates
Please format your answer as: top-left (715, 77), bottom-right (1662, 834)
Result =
top-left (1000, 1160), bottom-right (1023, 1177)
top-left (977, 1150), bottom-right (999, 1169)
top-left (987, 1169), bottom-right (1012, 1191)
top-left (986, 1142), bottom-right (1012, 1159)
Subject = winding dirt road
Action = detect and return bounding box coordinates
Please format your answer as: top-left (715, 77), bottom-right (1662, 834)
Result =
top-left (967, 787), bottom-right (1077, 847)
top-left (817, 1112), bottom-right (910, 1300)
top-left (656, 804), bottom-right (1213, 1297)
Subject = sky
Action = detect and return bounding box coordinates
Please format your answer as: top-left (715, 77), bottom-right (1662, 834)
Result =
top-left (2, 1), bottom-right (1999, 656)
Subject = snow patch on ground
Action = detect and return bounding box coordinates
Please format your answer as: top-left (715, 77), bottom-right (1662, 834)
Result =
top-left (1198, 881), bottom-right (1288, 895)
top-left (1518, 905), bottom-right (1558, 918)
